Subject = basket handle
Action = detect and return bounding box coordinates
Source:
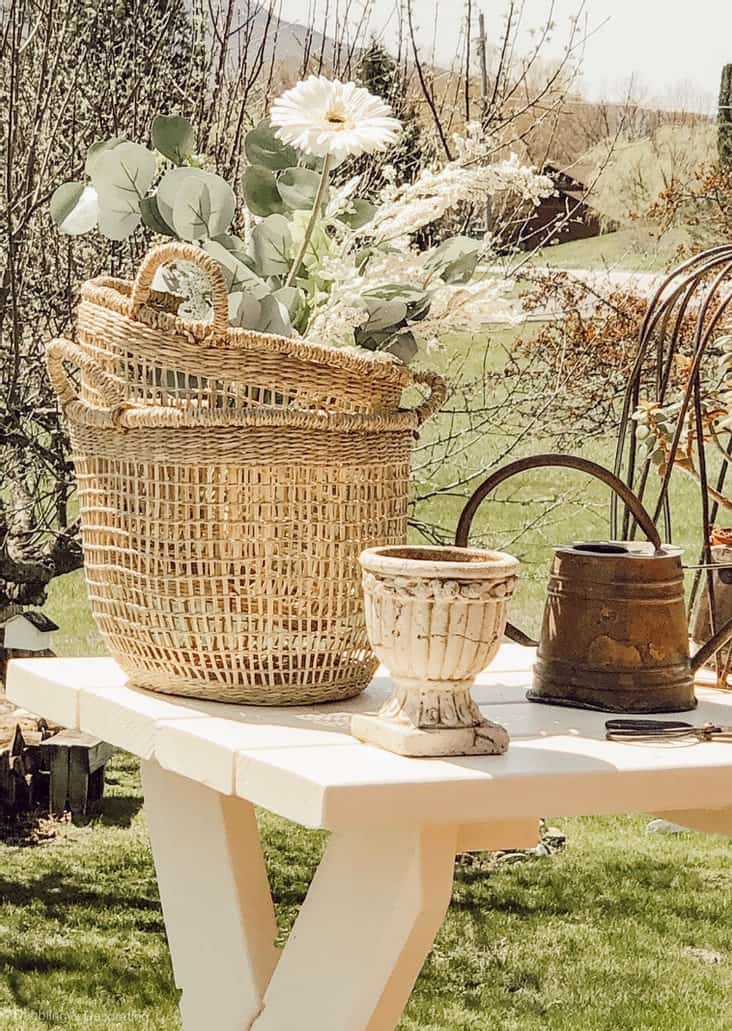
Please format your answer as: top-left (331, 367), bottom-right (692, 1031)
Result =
top-left (454, 454), bottom-right (662, 648)
top-left (410, 370), bottom-right (447, 426)
top-left (128, 242), bottom-right (230, 337)
top-left (46, 338), bottom-right (127, 410)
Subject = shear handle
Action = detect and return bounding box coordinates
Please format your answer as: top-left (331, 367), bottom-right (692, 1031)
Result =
top-left (605, 719), bottom-right (693, 733)
top-left (605, 718), bottom-right (732, 742)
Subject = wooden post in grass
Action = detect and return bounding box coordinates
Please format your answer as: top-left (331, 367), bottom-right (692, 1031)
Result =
top-left (719, 64), bottom-right (732, 169)
top-left (477, 9), bottom-right (493, 233)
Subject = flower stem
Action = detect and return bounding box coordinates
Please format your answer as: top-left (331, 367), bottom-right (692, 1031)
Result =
top-left (285, 154), bottom-right (331, 289)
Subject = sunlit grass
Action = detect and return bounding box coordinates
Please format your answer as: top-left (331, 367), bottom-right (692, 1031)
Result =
top-left (2, 763), bottom-right (731, 1030)
top-left (524, 225), bottom-right (696, 274)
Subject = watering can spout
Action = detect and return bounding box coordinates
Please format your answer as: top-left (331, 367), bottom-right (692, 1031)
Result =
top-left (690, 613), bottom-right (732, 674)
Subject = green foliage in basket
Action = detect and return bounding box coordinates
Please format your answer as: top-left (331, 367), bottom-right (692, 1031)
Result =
top-left (51, 78), bottom-right (553, 360)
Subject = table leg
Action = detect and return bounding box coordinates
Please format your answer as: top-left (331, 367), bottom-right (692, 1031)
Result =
top-left (253, 824), bottom-right (458, 1031)
top-left (140, 761), bottom-right (279, 1031)
top-left (650, 807), bottom-right (732, 836)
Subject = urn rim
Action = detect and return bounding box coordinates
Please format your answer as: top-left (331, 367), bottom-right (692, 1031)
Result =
top-left (359, 544), bottom-right (519, 580)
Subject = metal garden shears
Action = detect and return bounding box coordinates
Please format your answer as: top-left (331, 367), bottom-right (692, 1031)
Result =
top-left (605, 718), bottom-right (732, 742)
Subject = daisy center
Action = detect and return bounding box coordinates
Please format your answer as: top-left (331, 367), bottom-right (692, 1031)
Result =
top-left (326, 110), bottom-right (348, 127)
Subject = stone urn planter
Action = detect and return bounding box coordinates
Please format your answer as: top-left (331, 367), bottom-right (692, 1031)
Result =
top-left (351, 545), bottom-right (519, 756)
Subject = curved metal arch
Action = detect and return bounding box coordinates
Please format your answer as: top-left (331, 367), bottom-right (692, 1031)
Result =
top-left (613, 245), bottom-right (732, 669)
top-left (613, 246), bottom-right (732, 541)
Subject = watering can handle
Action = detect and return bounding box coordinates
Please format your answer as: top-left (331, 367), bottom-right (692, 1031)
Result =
top-left (454, 453), bottom-right (662, 648)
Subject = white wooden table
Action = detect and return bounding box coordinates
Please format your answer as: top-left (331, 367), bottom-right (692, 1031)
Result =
top-left (7, 645), bottom-right (732, 1031)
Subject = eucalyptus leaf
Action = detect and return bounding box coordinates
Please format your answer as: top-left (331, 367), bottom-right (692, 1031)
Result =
top-left (156, 167), bottom-right (202, 227)
top-left (425, 235), bottom-right (481, 284)
top-left (362, 284), bottom-right (431, 322)
top-left (203, 239), bottom-right (269, 298)
top-left (256, 295), bottom-right (293, 337)
top-left (356, 326), bottom-right (418, 364)
top-left (356, 327), bottom-right (391, 350)
top-left (300, 152), bottom-right (324, 172)
top-left (355, 247), bottom-right (374, 272)
top-left (171, 171), bottom-right (236, 241)
top-left (252, 214), bottom-right (292, 278)
top-left (50, 181), bottom-right (98, 235)
top-left (277, 168), bottom-right (323, 210)
top-left (85, 136), bottom-right (126, 178)
top-left (272, 286), bottom-right (305, 327)
top-left (340, 198), bottom-right (377, 229)
top-left (151, 114), bottom-right (195, 165)
top-left (384, 330), bottom-right (418, 364)
top-left (244, 120), bottom-right (298, 171)
top-left (140, 195), bottom-right (176, 237)
top-left (211, 233), bottom-right (256, 269)
top-left (362, 298), bottom-right (408, 333)
top-left (91, 142), bottom-right (157, 240)
top-left (228, 291), bottom-right (263, 330)
top-left (242, 165), bottom-right (284, 217)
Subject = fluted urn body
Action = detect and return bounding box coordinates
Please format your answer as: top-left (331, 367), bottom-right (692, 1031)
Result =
top-left (351, 545), bottom-right (520, 756)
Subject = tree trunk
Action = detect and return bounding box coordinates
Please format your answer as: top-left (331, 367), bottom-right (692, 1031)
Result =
top-left (719, 65), bottom-right (732, 169)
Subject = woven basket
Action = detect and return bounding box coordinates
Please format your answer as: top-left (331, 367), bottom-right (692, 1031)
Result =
top-left (46, 260), bottom-right (445, 704)
top-left (75, 241), bottom-right (416, 415)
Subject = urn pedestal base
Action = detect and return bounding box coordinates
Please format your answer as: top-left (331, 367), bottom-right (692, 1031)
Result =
top-left (351, 711), bottom-right (510, 757)
top-left (354, 545), bottom-right (520, 759)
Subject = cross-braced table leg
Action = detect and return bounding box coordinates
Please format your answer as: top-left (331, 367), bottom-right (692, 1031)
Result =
top-left (141, 761), bottom-right (279, 1030)
top-left (253, 823), bottom-right (458, 1031)
top-left (142, 761), bottom-right (459, 1031)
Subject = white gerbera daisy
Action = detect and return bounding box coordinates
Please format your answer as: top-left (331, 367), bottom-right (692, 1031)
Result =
top-left (270, 76), bottom-right (401, 166)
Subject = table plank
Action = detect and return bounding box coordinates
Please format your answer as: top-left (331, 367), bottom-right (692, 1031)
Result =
top-left (5, 656), bottom-right (127, 728)
top-left (8, 648), bottom-right (732, 830)
top-left (153, 717), bottom-right (356, 795)
top-left (79, 684), bottom-right (205, 760)
top-left (232, 714), bottom-right (732, 829)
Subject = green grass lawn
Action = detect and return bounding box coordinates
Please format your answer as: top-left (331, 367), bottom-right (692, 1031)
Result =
top-left (523, 226), bottom-right (696, 274)
top-left (3, 317), bottom-right (732, 1029)
top-left (2, 753), bottom-right (731, 1030)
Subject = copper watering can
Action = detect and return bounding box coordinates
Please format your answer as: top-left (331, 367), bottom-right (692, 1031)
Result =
top-left (455, 454), bottom-right (732, 713)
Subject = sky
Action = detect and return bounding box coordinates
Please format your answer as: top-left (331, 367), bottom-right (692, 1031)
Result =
top-left (280, 0), bottom-right (732, 112)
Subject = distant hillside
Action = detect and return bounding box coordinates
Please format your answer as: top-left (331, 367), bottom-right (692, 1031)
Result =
top-left (189, 2), bottom-right (341, 77)
top-left (185, 3), bottom-right (712, 169)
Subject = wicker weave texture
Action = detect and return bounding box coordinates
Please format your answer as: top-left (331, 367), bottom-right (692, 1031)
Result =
top-left (69, 420), bottom-right (410, 703)
top-left (77, 243), bottom-right (413, 415)
top-left (47, 242), bottom-right (447, 704)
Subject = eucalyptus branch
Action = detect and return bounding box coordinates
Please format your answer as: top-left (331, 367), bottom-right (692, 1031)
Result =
top-left (285, 154), bottom-right (331, 289)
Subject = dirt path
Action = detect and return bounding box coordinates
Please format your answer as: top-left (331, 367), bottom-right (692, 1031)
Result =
top-left (485, 264), bottom-right (666, 323)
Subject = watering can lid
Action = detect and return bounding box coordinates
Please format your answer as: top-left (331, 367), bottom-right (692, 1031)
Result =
top-left (556, 540), bottom-right (683, 559)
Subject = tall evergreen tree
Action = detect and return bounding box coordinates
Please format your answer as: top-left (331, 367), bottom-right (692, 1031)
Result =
top-left (355, 39), bottom-right (428, 192)
top-left (719, 64), bottom-right (732, 169)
